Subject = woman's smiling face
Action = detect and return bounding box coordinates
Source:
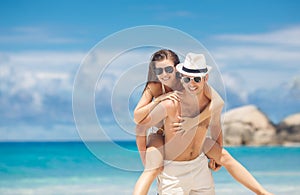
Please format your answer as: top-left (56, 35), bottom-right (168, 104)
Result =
top-left (154, 59), bottom-right (177, 87)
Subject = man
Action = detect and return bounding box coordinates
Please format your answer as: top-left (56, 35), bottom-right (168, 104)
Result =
top-left (137, 53), bottom-right (223, 194)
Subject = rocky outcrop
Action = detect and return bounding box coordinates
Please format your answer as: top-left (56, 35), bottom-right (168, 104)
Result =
top-left (277, 113), bottom-right (300, 145)
top-left (222, 105), bottom-right (277, 146)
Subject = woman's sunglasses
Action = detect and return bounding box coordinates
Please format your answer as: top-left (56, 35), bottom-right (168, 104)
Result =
top-left (182, 76), bottom-right (202, 83)
top-left (154, 66), bottom-right (174, 75)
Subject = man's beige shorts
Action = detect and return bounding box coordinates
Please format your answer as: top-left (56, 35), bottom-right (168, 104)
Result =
top-left (157, 153), bottom-right (215, 195)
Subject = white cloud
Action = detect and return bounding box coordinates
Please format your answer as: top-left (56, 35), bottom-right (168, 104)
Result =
top-left (214, 26), bottom-right (300, 46)
top-left (287, 76), bottom-right (300, 99)
top-left (0, 26), bottom-right (80, 44)
top-left (0, 50), bottom-right (86, 120)
top-left (0, 51), bottom-right (85, 96)
top-left (222, 73), bottom-right (248, 102)
top-left (209, 26), bottom-right (300, 102)
top-left (36, 72), bottom-right (70, 80)
top-left (0, 51), bottom-right (85, 67)
top-left (212, 26), bottom-right (300, 66)
top-left (212, 45), bottom-right (300, 70)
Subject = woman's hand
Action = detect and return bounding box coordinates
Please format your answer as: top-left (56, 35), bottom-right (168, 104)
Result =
top-left (208, 159), bottom-right (222, 171)
top-left (154, 91), bottom-right (182, 104)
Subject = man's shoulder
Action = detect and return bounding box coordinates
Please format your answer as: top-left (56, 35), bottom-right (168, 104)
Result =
top-left (161, 99), bottom-right (176, 107)
top-left (160, 99), bottom-right (179, 115)
top-left (206, 85), bottom-right (224, 107)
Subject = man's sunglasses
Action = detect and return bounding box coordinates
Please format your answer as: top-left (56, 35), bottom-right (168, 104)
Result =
top-left (154, 66), bottom-right (174, 75)
top-left (182, 76), bottom-right (202, 83)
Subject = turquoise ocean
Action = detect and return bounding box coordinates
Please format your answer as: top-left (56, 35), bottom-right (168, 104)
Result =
top-left (0, 141), bottom-right (299, 195)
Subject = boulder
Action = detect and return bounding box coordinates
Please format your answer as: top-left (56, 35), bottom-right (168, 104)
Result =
top-left (277, 113), bottom-right (300, 144)
top-left (222, 105), bottom-right (277, 146)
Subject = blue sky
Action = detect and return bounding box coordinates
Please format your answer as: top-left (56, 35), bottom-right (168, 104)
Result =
top-left (0, 0), bottom-right (300, 141)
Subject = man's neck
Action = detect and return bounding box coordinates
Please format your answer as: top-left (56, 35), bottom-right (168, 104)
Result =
top-left (182, 87), bottom-right (210, 113)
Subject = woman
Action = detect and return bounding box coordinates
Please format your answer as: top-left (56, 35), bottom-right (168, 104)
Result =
top-left (133, 49), bottom-right (273, 195)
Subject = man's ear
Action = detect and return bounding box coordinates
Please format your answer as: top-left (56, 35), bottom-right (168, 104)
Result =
top-left (204, 74), bottom-right (209, 81)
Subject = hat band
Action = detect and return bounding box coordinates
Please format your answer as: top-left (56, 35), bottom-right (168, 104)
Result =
top-left (182, 66), bottom-right (208, 74)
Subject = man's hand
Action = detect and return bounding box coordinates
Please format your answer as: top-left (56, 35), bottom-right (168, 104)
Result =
top-left (169, 116), bottom-right (184, 134)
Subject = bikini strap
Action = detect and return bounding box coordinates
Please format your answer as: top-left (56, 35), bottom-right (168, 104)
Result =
top-left (161, 83), bottom-right (166, 94)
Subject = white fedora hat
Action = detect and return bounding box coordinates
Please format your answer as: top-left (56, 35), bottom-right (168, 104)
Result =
top-left (176, 53), bottom-right (212, 77)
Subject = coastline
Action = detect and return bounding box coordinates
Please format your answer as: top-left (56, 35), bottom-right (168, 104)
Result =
top-left (1, 139), bottom-right (300, 147)
top-left (0, 142), bottom-right (299, 195)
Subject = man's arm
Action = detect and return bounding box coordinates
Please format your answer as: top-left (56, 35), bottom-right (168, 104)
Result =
top-left (210, 105), bottom-right (223, 147)
top-left (206, 104), bottom-right (223, 171)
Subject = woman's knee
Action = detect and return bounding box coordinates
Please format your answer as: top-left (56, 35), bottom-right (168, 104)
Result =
top-left (144, 146), bottom-right (164, 171)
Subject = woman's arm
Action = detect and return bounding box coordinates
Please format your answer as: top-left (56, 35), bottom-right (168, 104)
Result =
top-left (137, 101), bottom-right (168, 131)
top-left (134, 83), bottom-right (161, 124)
top-left (134, 83), bottom-right (180, 124)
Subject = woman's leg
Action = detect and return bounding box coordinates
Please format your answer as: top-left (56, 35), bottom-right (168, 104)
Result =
top-left (203, 138), bottom-right (273, 195)
top-left (133, 133), bottom-right (164, 195)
